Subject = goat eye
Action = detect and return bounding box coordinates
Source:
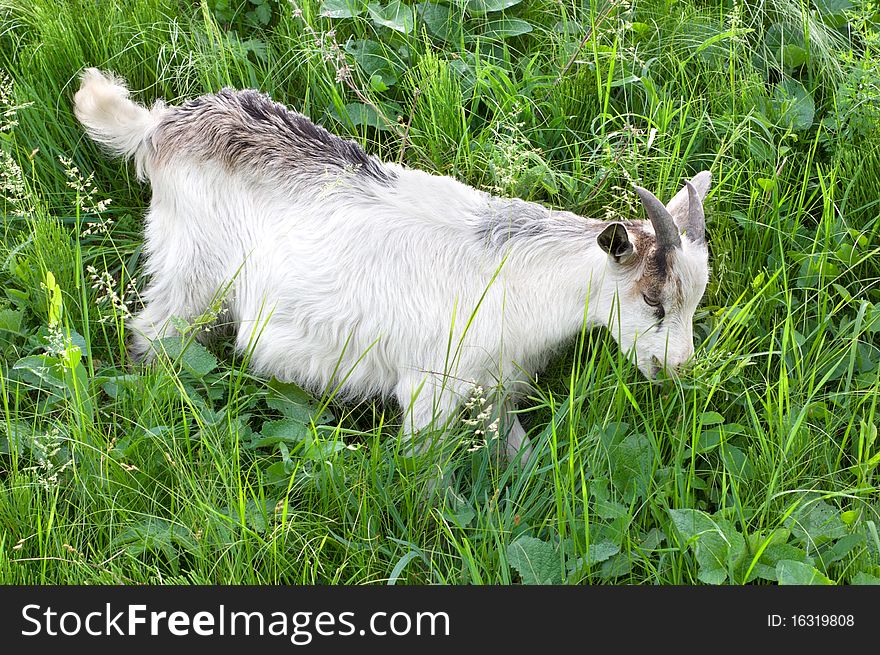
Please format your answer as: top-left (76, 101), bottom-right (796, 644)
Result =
top-left (642, 293), bottom-right (661, 307)
top-left (643, 293), bottom-right (666, 321)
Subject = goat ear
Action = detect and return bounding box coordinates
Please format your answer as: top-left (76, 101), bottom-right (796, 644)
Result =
top-left (597, 223), bottom-right (634, 263)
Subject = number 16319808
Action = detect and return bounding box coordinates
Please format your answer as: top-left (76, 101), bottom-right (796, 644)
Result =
top-left (768, 614), bottom-right (854, 628)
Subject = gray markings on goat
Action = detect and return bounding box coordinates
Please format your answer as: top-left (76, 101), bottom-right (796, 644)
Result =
top-left (474, 197), bottom-right (632, 248)
top-left (154, 88), bottom-right (395, 185)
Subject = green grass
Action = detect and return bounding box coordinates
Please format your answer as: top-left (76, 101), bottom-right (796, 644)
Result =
top-left (1, 0), bottom-right (879, 585)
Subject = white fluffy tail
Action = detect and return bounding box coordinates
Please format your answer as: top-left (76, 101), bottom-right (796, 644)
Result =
top-left (74, 68), bottom-right (163, 177)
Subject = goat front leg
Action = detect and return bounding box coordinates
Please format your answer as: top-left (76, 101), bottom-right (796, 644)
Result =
top-left (500, 400), bottom-right (533, 466)
top-left (394, 374), bottom-right (463, 501)
top-left (396, 374), bottom-right (461, 457)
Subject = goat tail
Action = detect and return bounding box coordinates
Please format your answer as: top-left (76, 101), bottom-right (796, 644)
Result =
top-left (74, 68), bottom-right (164, 178)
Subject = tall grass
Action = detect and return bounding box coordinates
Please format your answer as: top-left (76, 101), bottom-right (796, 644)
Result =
top-left (1, 0), bottom-right (879, 584)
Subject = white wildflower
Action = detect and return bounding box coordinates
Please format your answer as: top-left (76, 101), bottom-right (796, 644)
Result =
top-left (59, 156), bottom-right (114, 232)
top-left (87, 265), bottom-right (134, 322)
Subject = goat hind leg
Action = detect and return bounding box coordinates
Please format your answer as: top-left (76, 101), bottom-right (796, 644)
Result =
top-left (127, 275), bottom-right (219, 362)
top-left (504, 412), bottom-right (532, 466)
top-left (500, 399), bottom-right (533, 466)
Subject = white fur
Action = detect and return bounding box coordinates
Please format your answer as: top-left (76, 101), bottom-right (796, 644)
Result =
top-left (74, 69), bottom-right (166, 179)
top-left (74, 69), bottom-right (711, 463)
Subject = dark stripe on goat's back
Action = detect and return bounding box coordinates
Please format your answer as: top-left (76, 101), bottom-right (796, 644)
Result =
top-left (155, 88), bottom-right (394, 184)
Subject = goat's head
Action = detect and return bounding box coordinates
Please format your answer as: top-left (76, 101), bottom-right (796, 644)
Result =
top-left (597, 171), bottom-right (711, 379)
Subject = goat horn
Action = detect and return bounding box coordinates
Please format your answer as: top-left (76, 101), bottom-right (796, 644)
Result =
top-left (634, 185), bottom-right (681, 250)
top-left (685, 180), bottom-right (706, 243)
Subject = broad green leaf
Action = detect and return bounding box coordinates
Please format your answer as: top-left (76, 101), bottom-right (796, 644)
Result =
top-left (100, 373), bottom-right (141, 399)
top-left (589, 515), bottom-right (628, 549)
top-left (599, 429), bottom-right (653, 502)
top-left (851, 571), bottom-right (880, 585)
top-left (609, 74), bottom-right (640, 88)
top-left (699, 411), bottom-right (725, 426)
top-left (815, 0), bottom-right (853, 28)
top-left (367, 1), bottom-right (416, 34)
top-left (821, 533), bottom-right (864, 564)
top-left (416, 2), bottom-right (460, 42)
top-left (264, 460), bottom-right (292, 485)
top-left (388, 551), bottom-right (422, 585)
top-left (0, 421), bottom-right (32, 456)
top-left (118, 518), bottom-right (195, 564)
top-left (629, 21), bottom-right (652, 37)
top-left (751, 543), bottom-right (810, 582)
top-left (12, 354), bottom-right (67, 390)
top-left (369, 73), bottom-right (389, 92)
top-left (300, 438), bottom-right (347, 461)
top-left (178, 379), bottom-right (210, 412)
top-left (443, 503), bottom-right (476, 528)
top-left (250, 417), bottom-right (310, 448)
top-left (44, 270), bottom-right (63, 327)
top-left (66, 328), bottom-right (91, 356)
top-left (720, 444), bottom-right (754, 480)
top-left (157, 337), bottom-right (218, 378)
top-left (466, 0), bottom-right (522, 15)
top-left (329, 101), bottom-right (402, 131)
top-left (668, 508), bottom-right (746, 584)
top-left (238, 37), bottom-right (268, 63)
top-left (320, 0), bottom-right (365, 18)
top-left (782, 45), bottom-right (809, 68)
top-left (0, 308), bottom-right (23, 333)
top-left (590, 478), bottom-right (629, 524)
top-left (788, 499), bottom-right (848, 547)
top-left (222, 499), bottom-right (287, 533)
top-left (6, 288), bottom-right (28, 307)
top-left (553, 19), bottom-right (583, 35)
top-left (776, 559), bottom-right (834, 585)
top-left (570, 540), bottom-right (620, 571)
top-left (867, 303), bottom-right (880, 333)
top-left (267, 378), bottom-right (334, 424)
top-left (695, 429), bottom-right (723, 453)
top-left (448, 57), bottom-right (477, 96)
top-left (765, 23), bottom-right (810, 69)
top-left (774, 79), bottom-right (815, 131)
top-left (595, 496), bottom-right (628, 520)
top-left (507, 535), bottom-right (562, 584)
top-left (599, 552), bottom-right (633, 580)
top-left (689, 475), bottom-right (708, 490)
top-left (481, 17), bottom-right (532, 39)
top-left (345, 39), bottom-right (404, 87)
top-left (267, 378), bottom-right (315, 408)
top-left (816, 0), bottom-right (853, 14)
top-left (757, 177), bottom-right (775, 193)
top-left (641, 528), bottom-right (666, 550)
top-left (11, 351), bottom-right (91, 418)
top-left (251, 2), bottom-right (272, 24)
top-left (745, 527), bottom-right (790, 552)
top-left (695, 424), bottom-right (747, 451)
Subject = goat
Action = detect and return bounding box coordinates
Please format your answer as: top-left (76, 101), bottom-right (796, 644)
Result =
top-left (74, 68), bottom-right (711, 463)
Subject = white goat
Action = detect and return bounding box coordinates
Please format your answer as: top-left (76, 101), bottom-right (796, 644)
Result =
top-left (74, 68), bottom-right (711, 463)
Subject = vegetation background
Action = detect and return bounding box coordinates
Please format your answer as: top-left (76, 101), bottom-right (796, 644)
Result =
top-left (1, 0), bottom-right (879, 585)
